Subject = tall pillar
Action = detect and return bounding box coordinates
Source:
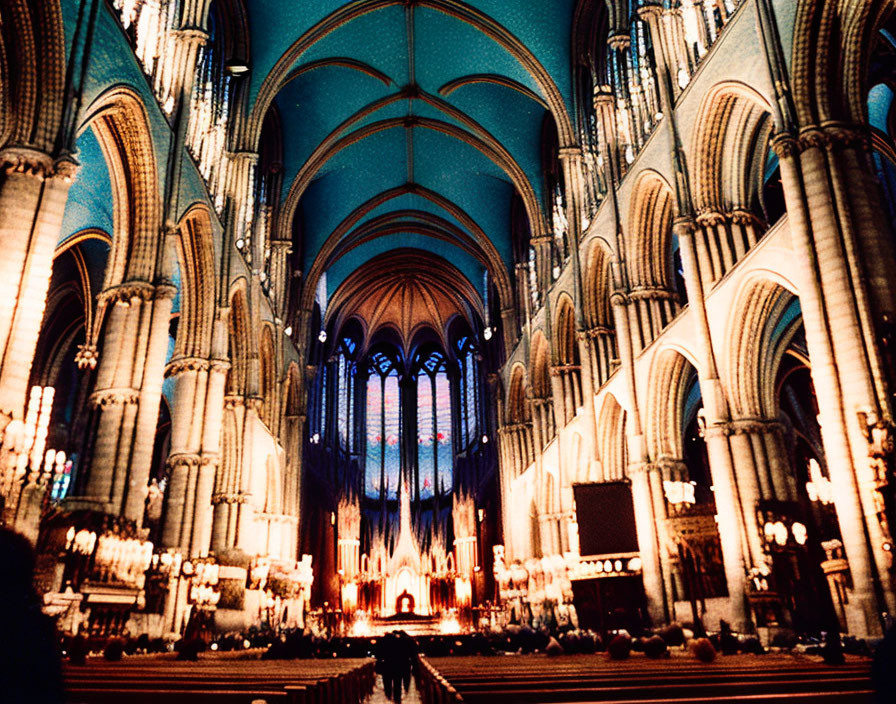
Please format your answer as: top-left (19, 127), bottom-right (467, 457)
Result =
top-left (772, 133), bottom-right (889, 635)
top-left (73, 280), bottom-right (175, 521)
top-left (0, 151), bottom-right (78, 421)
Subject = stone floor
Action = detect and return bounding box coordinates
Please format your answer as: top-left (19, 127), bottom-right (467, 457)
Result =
top-left (367, 674), bottom-right (423, 704)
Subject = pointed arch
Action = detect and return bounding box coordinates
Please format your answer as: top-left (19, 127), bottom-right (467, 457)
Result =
top-left (226, 280), bottom-right (252, 396)
top-left (81, 87), bottom-right (161, 286)
top-left (506, 363), bottom-right (531, 424)
top-left (259, 322), bottom-right (277, 427)
top-left (553, 295), bottom-right (577, 366)
top-left (792, 0), bottom-right (894, 126)
top-left (0, 0), bottom-right (65, 152)
top-left (596, 393), bottom-right (627, 481)
top-left (646, 347), bottom-right (698, 461)
top-left (726, 276), bottom-right (802, 419)
top-left (173, 205), bottom-right (216, 359)
top-left (584, 238), bottom-right (614, 328)
top-left (627, 169), bottom-right (676, 292)
top-left (529, 330), bottom-right (551, 400)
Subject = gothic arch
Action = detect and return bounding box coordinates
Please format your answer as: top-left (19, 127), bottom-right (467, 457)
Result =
top-left (596, 393), bottom-right (627, 481)
top-left (506, 363), bottom-right (531, 424)
top-left (259, 322), bottom-right (277, 427)
top-left (692, 83), bottom-right (774, 212)
top-left (726, 276), bottom-right (802, 420)
top-left (646, 347), bottom-right (699, 461)
top-left (0, 0), bottom-right (65, 152)
top-left (529, 330), bottom-right (551, 400)
top-left (226, 280), bottom-right (252, 396)
top-left (583, 238), bottom-right (614, 329)
top-left (792, 0), bottom-right (894, 126)
top-left (552, 295), bottom-right (577, 367)
top-left (691, 83), bottom-right (776, 281)
top-left (173, 205), bottom-right (216, 359)
top-left (81, 87), bottom-right (161, 287)
top-left (627, 169), bottom-right (676, 292)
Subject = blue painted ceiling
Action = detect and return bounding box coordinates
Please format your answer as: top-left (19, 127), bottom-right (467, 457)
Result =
top-left (251, 0), bottom-right (576, 310)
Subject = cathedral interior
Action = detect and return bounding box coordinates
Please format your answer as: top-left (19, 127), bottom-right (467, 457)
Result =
top-left (2, 0), bottom-right (896, 700)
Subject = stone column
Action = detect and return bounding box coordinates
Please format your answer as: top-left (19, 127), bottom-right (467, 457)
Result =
top-left (74, 280), bottom-right (175, 521)
top-left (0, 151), bottom-right (78, 421)
top-left (773, 132), bottom-right (889, 635)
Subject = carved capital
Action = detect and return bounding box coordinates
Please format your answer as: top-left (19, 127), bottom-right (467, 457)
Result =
top-left (696, 210), bottom-right (726, 228)
top-left (0, 147), bottom-right (54, 179)
top-left (636, 3), bottom-right (664, 22)
top-left (729, 209), bottom-right (763, 228)
top-left (211, 492), bottom-right (248, 505)
top-left (90, 388), bottom-right (140, 407)
top-left (607, 33), bottom-right (631, 51)
top-left (550, 364), bottom-right (581, 376)
top-left (53, 156), bottom-right (80, 183)
top-left (609, 289), bottom-right (629, 307)
top-left (166, 452), bottom-right (202, 472)
top-left (99, 281), bottom-right (155, 305)
top-left (770, 133), bottom-right (799, 159)
top-left (728, 418), bottom-right (784, 436)
top-left (165, 356), bottom-right (210, 377)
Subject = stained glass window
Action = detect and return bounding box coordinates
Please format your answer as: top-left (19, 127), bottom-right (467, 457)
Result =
top-left (435, 371), bottom-right (453, 491)
top-left (382, 373), bottom-right (400, 500)
top-left (337, 354), bottom-right (349, 447)
top-left (465, 348), bottom-right (478, 444)
top-left (417, 373), bottom-right (435, 499)
top-left (365, 373), bottom-right (382, 499)
top-left (365, 352), bottom-right (401, 501)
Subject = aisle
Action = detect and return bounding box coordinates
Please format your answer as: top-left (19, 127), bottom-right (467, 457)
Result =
top-left (367, 674), bottom-right (423, 704)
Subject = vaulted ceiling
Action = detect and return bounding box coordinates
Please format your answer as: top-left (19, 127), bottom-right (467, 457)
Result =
top-left (244, 0), bottom-right (578, 335)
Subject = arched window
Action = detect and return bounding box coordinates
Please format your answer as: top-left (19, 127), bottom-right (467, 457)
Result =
top-left (365, 351), bottom-right (401, 501)
top-left (456, 336), bottom-right (480, 448)
top-left (186, 3), bottom-right (233, 213)
top-left (416, 351), bottom-right (453, 499)
top-left (336, 335), bottom-right (358, 451)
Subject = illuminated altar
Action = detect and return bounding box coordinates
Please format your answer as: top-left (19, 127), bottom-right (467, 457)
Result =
top-left (340, 482), bottom-right (466, 621)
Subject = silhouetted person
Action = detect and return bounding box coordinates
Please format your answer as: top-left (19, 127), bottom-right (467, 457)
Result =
top-left (822, 629), bottom-right (845, 666)
top-left (396, 630), bottom-right (417, 693)
top-left (0, 529), bottom-right (65, 704)
top-left (375, 630), bottom-right (416, 702)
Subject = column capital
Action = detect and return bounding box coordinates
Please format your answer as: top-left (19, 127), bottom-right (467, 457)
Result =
top-left (98, 281), bottom-right (156, 305)
top-left (770, 132), bottom-right (800, 159)
top-left (89, 388), bottom-right (140, 407)
top-left (0, 146), bottom-right (55, 179)
top-left (164, 356), bottom-right (211, 377)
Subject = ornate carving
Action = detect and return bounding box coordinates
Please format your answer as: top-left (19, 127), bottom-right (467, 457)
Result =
top-left (696, 210), bottom-right (727, 228)
top-left (211, 492), bottom-right (248, 505)
top-left (99, 282), bottom-right (155, 305)
top-left (90, 388), bottom-right (140, 407)
top-left (74, 344), bottom-right (99, 370)
top-left (0, 147), bottom-right (54, 179)
top-left (164, 356), bottom-right (210, 377)
top-left (770, 133), bottom-right (799, 159)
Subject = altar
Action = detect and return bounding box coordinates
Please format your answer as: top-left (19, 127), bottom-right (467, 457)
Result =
top-left (338, 482), bottom-right (469, 627)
